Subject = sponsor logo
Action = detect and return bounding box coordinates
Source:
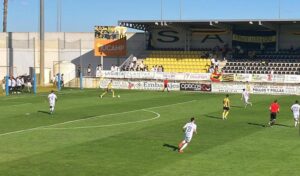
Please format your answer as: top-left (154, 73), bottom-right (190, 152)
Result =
top-left (180, 83), bottom-right (211, 92)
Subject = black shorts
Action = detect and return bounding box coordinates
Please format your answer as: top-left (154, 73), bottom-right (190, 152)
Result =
top-left (270, 112), bottom-right (277, 120)
top-left (223, 107), bottom-right (229, 111)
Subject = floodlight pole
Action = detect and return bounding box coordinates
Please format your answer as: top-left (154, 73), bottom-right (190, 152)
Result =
top-left (57, 0), bottom-right (61, 32)
top-left (160, 0), bottom-right (163, 21)
top-left (179, 0), bottom-right (182, 20)
top-left (39, 0), bottom-right (45, 86)
top-left (278, 0), bottom-right (281, 19)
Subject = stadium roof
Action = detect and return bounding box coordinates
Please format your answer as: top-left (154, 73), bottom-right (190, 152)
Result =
top-left (118, 19), bottom-right (300, 31)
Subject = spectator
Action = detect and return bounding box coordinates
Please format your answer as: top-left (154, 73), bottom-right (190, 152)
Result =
top-left (268, 69), bottom-right (274, 81)
top-left (61, 74), bottom-right (64, 87)
top-left (209, 66), bottom-right (214, 73)
top-left (8, 77), bottom-right (12, 94)
top-left (151, 66), bottom-right (155, 72)
top-left (215, 60), bottom-right (219, 67)
top-left (87, 64), bottom-right (92, 76)
top-left (144, 66), bottom-right (149, 72)
top-left (140, 61), bottom-right (145, 71)
top-left (11, 77), bottom-right (16, 94)
top-left (111, 64), bottom-right (118, 71)
top-left (20, 76), bottom-right (25, 90)
top-left (115, 65), bottom-right (120, 72)
top-left (55, 74), bottom-right (59, 85)
top-left (16, 77), bottom-right (22, 93)
top-left (77, 65), bottom-right (81, 77)
top-left (96, 64), bottom-right (102, 77)
top-left (211, 57), bottom-right (216, 68)
top-left (132, 56), bottom-right (137, 64)
top-left (157, 66), bottom-right (162, 72)
top-left (129, 62), bottom-right (134, 71)
top-left (26, 78), bottom-right (32, 93)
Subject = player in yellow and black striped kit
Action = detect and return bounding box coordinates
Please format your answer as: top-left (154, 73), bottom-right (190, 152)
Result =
top-left (222, 94), bottom-right (230, 120)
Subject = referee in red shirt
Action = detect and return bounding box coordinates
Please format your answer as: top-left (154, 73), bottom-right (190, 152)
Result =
top-left (269, 100), bottom-right (280, 127)
top-left (162, 78), bottom-right (169, 92)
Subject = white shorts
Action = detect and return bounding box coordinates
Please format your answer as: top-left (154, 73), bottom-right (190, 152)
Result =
top-left (184, 135), bottom-right (192, 143)
top-left (294, 113), bottom-right (299, 120)
top-left (244, 98), bottom-right (249, 103)
top-left (49, 103), bottom-right (55, 107)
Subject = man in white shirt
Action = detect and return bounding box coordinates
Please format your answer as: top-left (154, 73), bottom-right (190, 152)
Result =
top-left (16, 77), bottom-right (22, 93)
top-left (291, 100), bottom-right (300, 127)
top-left (129, 62), bottom-right (134, 71)
top-left (211, 58), bottom-right (216, 68)
top-left (241, 89), bottom-right (252, 108)
top-left (178, 117), bottom-right (197, 153)
top-left (139, 61), bottom-right (145, 71)
top-left (48, 90), bottom-right (58, 114)
top-left (96, 64), bottom-right (102, 77)
top-left (87, 64), bottom-right (92, 76)
top-left (8, 77), bottom-right (12, 93)
top-left (132, 56), bottom-right (137, 64)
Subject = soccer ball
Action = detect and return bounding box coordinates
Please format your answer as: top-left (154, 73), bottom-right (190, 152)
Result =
top-left (118, 95), bottom-right (120, 98)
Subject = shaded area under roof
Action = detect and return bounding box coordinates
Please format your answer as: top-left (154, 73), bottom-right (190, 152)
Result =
top-left (118, 19), bottom-right (300, 31)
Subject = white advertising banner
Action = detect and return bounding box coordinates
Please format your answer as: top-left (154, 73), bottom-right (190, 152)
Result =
top-left (251, 83), bottom-right (298, 95)
top-left (284, 75), bottom-right (300, 83)
top-left (101, 71), bottom-right (300, 84)
top-left (99, 79), bottom-right (180, 91)
top-left (211, 82), bottom-right (245, 93)
top-left (101, 71), bottom-right (211, 81)
top-left (212, 82), bottom-right (300, 95)
top-left (250, 74), bottom-right (270, 82)
top-left (234, 74), bottom-right (252, 82)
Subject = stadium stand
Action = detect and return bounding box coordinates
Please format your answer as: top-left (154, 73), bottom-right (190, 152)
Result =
top-left (223, 51), bottom-right (300, 74)
top-left (143, 50), bottom-right (211, 73)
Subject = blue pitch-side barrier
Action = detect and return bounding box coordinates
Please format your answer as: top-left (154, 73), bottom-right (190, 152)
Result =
top-left (33, 73), bottom-right (37, 95)
top-left (80, 72), bottom-right (83, 90)
top-left (5, 76), bottom-right (9, 96)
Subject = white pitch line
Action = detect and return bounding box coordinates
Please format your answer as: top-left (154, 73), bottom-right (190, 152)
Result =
top-left (42, 109), bottom-right (160, 130)
top-left (0, 100), bottom-right (195, 137)
top-left (0, 103), bottom-right (32, 108)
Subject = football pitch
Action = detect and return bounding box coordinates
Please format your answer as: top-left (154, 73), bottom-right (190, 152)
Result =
top-left (0, 89), bottom-right (299, 176)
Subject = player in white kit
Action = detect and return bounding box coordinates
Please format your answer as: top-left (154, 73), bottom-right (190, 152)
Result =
top-left (178, 117), bottom-right (197, 153)
top-left (291, 100), bottom-right (300, 127)
top-left (241, 89), bottom-right (252, 108)
top-left (48, 90), bottom-right (57, 114)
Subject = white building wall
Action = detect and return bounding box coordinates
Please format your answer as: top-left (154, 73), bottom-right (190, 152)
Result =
top-left (0, 32), bottom-right (146, 81)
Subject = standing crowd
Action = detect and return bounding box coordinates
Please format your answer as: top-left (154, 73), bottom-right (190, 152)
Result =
top-left (2, 75), bottom-right (32, 94)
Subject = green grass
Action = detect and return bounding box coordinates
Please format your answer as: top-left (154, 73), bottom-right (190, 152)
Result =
top-left (0, 89), bottom-right (299, 176)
